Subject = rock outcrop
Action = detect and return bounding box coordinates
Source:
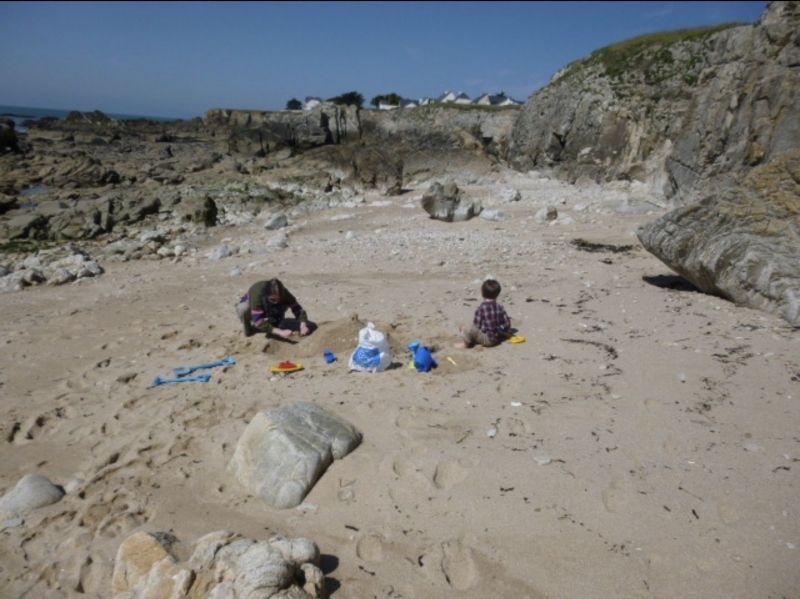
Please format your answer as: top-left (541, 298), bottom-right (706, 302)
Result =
top-left (508, 1), bottom-right (800, 205)
top-left (638, 149), bottom-right (800, 325)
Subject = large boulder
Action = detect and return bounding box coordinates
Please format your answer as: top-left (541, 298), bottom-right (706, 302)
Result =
top-left (230, 402), bottom-right (362, 509)
top-left (637, 149), bottom-right (800, 325)
top-left (421, 181), bottom-right (482, 222)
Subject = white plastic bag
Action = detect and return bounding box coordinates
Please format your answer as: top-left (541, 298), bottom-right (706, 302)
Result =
top-left (349, 322), bottom-right (392, 372)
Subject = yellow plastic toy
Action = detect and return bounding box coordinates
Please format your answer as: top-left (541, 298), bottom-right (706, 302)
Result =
top-left (270, 361), bottom-right (304, 373)
top-left (508, 335), bottom-right (527, 344)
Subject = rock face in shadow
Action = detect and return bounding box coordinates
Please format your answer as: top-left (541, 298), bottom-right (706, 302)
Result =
top-left (637, 149), bottom-right (800, 325)
top-left (229, 402), bottom-right (362, 509)
top-left (508, 1), bottom-right (800, 205)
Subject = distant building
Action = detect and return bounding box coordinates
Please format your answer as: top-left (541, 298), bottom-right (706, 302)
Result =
top-left (436, 91), bottom-right (457, 103)
top-left (303, 97), bottom-right (322, 111)
top-left (400, 98), bottom-right (418, 108)
top-left (377, 101), bottom-right (398, 110)
top-left (453, 92), bottom-right (472, 104)
top-left (495, 94), bottom-right (522, 106)
top-left (474, 92), bottom-right (522, 106)
top-left (419, 97), bottom-right (434, 106)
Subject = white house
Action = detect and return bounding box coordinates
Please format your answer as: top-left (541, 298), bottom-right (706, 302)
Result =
top-left (474, 92), bottom-right (522, 106)
top-left (495, 93), bottom-right (522, 106)
top-left (436, 91), bottom-right (457, 103)
top-left (400, 98), bottom-right (418, 108)
top-left (377, 101), bottom-right (399, 110)
top-left (303, 97), bottom-right (322, 111)
top-left (419, 97), bottom-right (434, 106)
top-left (453, 92), bottom-right (472, 104)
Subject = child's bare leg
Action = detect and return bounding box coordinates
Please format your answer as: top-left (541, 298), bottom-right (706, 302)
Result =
top-left (454, 324), bottom-right (474, 349)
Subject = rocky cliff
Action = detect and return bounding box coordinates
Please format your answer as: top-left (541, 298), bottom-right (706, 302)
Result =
top-left (203, 103), bottom-right (518, 191)
top-left (507, 1), bottom-right (800, 205)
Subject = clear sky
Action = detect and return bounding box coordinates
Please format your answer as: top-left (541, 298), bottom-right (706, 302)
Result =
top-left (0, 1), bottom-right (768, 119)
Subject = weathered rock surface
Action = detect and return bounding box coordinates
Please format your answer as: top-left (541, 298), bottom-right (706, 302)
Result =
top-left (230, 402), bottom-right (362, 509)
top-left (637, 149), bottom-right (800, 325)
top-left (112, 530), bottom-right (325, 598)
top-left (508, 1), bottom-right (800, 204)
top-left (421, 181), bottom-right (483, 222)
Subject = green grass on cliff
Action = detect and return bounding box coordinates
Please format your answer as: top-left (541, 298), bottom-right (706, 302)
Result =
top-left (562, 22), bottom-right (747, 82)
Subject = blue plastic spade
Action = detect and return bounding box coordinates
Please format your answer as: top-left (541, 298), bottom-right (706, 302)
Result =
top-left (172, 356), bottom-right (236, 377)
top-left (151, 373), bottom-right (212, 387)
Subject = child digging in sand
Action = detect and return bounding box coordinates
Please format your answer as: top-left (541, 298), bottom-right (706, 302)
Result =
top-left (454, 278), bottom-right (512, 349)
top-left (237, 278), bottom-right (316, 338)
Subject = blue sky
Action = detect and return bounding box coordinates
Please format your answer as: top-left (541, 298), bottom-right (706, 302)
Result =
top-left (0, 1), bottom-right (768, 119)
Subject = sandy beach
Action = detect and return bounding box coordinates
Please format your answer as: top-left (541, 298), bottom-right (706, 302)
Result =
top-left (1, 165), bottom-right (798, 598)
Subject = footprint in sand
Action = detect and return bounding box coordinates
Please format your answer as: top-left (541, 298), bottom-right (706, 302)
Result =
top-left (501, 416), bottom-right (529, 437)
top-left (420, 540), bottom-right (478, 590)
top-left (356, 533), bottom-right (385, 562)
top-left (441, 540), bottom-right (478, 590)
top-left (432, 460), bottom-right (468, 490)
top-left (9, 408), bottom-right (68, 445)
top-left (601, 478), bottom-right (633, 513)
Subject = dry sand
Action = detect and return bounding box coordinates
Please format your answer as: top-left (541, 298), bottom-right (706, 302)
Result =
top-left (1, 169), bottom-right (798, 598)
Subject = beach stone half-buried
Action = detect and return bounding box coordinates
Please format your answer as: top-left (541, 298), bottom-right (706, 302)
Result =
top-left (230, 402), bottom-right (362, 509)
top-left (112, 529), bottom-right (325, 598)
top-left (0, 473), bottom-right (65, 520)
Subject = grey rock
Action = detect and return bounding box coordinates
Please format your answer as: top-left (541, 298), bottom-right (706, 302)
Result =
top-left (208, 244), bottom-right (237, 261)
top-left (265, 213), bottom-right (289, 230)
top-left (268, 231), bottom-right (289, 249)
top-left (0, 474), bottom-right (65, 519)
top-left (112, 529), bottom-right (324, 598)
top-left (480, 209), bottom-right (507, 221)
top-left (498, 187), bottom-right (522, 202)
top-left (5, 212), bottom-right (49, 240)
top-left (534, 206), bottom-right (559, 223)
top-left (48, 267), bottom-right (76, 286)
top-left (230, 402), bottom-right (362, 509)
top-left (0, 272), bottom-right (26, 293)
top-left (421, 182), bottom-right (483, 222)
top-left (638, 149), bottom-right (800, 325)
top-left (21, 268), bottom-right (46, 285)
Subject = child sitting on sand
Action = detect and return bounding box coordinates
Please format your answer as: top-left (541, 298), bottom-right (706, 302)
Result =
top-left (237, 278), bottom-right (315, 338)
top-left (454, 278), bottom-right (512, 349)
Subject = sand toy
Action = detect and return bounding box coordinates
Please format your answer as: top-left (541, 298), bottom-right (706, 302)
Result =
top-left (151, 373), bottom-right (212, 387)
top-left (172, 356), bottom-right (236, 376)
top-left (270, 361), bottom-right (304, 373)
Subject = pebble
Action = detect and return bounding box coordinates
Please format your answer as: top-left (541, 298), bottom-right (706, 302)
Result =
top-left (534, 456), bottom-right (552, 466)
top-left (487, 427), bottom-right (497, 438)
